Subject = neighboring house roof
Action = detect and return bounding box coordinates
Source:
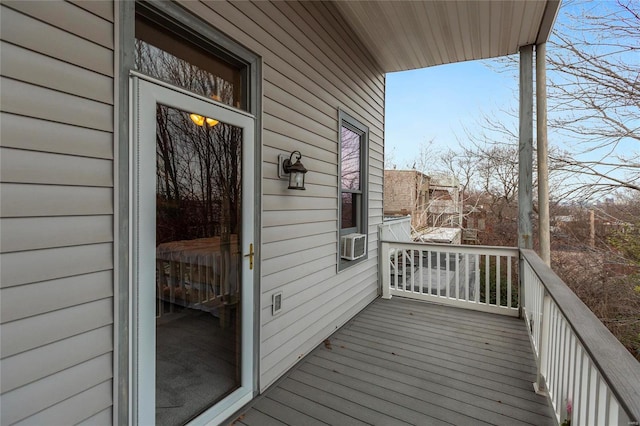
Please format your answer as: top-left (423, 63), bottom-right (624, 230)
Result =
top-left (415, 227), bottom-right (462, 244)
top-left (430, 175), bottom-right (460, 188)
top-left (333, 0), bottom-right (561, 72)
top-left (384, 169), bottom-right (430, 177)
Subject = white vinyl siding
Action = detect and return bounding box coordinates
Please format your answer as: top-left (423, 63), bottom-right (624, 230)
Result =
top-left (178, 1), bottom-right (385, 390)
top-left (0, 1), bottom-right (115, 425)
top-left (1, 0), bottom-right (386, 420)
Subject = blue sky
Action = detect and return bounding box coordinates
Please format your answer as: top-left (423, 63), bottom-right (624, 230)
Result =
top-left (385, 59), bottom-right (518, 169)
top-left (384, 0), bottom-right (638, 195)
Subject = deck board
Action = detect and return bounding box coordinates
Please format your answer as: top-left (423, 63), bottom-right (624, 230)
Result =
top-left (350, 317), bottom-right (535, 367)
top-left (266, 387), bottom-right (370, 426)
top-left (232, 297), bottom-right (554, 425)
top-left (250, 397), bottom-right (327, 426)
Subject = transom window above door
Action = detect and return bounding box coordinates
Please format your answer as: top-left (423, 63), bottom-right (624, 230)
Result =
top-left (134, 4), bottom-right (246, 111)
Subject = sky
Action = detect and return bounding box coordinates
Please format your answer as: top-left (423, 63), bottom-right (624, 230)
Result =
top-left (383, 0), bottom-right (638, 197)
top-left (385, 59), bottom-right (518, 169)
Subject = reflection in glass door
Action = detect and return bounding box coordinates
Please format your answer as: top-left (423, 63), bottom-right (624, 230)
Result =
top-left (132, 77), bottom-right (254, 426)
top-left (155, 104), bottom-right (243, 425)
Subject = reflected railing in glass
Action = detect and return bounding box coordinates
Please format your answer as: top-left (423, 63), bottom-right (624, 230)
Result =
top-left (154, 103), bottom-right (243, 426)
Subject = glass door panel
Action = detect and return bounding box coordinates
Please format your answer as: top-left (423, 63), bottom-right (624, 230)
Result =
top-left (154, 104), bottom-right (243, 425)
top-left (132, 76), bottom-right (254, 426)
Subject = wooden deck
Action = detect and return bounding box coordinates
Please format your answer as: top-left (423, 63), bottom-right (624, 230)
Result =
top-left (232, 297), bottom-right (554, 426)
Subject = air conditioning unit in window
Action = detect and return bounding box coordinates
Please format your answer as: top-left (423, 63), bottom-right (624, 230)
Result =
top-left (340, 233), bottom-right (367, 261)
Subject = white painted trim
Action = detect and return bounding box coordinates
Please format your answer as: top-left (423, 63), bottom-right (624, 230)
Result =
top-left (129, 71), bottom-right (255, 120)
top-left (128, 75), bottom-right (139, 425)
top-left (113, 1), bottom-right (121, 422)
top-left (380, 240), bottom-right (520, 258)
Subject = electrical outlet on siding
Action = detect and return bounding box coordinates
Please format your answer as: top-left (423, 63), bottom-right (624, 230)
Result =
top-left (272, 291), bottom-right (283, 315)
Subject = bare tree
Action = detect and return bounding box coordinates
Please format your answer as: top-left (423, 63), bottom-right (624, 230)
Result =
top-left (136, 38), bottom-right (242, 242)
top-left (439, 147), bottom-right (478, 196)
top-left (545, 0), bottom-right (639, 200)
top-left (472, 1), bottom-right (639, 201)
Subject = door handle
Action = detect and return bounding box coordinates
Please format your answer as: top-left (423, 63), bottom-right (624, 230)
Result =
top-left (244, 243), bottom-right (254, 270)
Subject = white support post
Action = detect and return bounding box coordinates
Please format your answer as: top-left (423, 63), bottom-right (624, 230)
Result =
top-left (518, 45), bottom-right (534, 317)
top-left (519, 45), bottom-right (534, 250)
top-left (381, 242), bottom-right (392, 299)
top-left (536, 43), bottom-right (551, 266)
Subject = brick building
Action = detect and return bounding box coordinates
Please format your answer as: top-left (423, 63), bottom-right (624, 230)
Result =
top-left (383, 170), bottom-right (430, 229)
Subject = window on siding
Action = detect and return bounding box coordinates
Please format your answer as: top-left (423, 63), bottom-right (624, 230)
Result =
top-left (339, 110), bottom-right (368, 269)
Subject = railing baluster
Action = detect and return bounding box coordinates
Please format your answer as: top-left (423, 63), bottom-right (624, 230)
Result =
top-left (573, 345), bottom-right (583, 426)
top-left (556, 306), bottom-right (563, 409)
top-left (598, 377), bottom-right (607, 425)
top-left (446, 252), bottom-right (450, 299)
top-left (437, 250), bottom-right (441, 297)
top-left (485, 255), bottom-right (490, 305)
top-left (588, 362), bottom-right (598, 426)
top-left (464, 253), bottom-right (469, 302)
top-left (496, 255), bottom-right (501, 307)
top-left (554, 317), bottom-right (563, 413)
top-left (567, 333), bottom-right (576, 422)
top-left (393, 249), bottom-right (398, 291)
top-left (580, 353), bottom-right (589, 424)
top-left (170, 260), bottom-right (177, 313)
top-left (402, 250), bottom-right (407, 291)
top-left (410, 249), bottom-right (415, 293)
top-left (427, 248), bottom-right (432, 296)
top-left (558, 319), bottom-right (568, 415)
top-left (475, 254), bottom-right (480, 303)
top-left (507, 255), bottom-right (512, 309)
top-left (549, 302), bottom-right (557, 400)
top-left (537, 273), bottom-right (543, 350)
top-left (418, 248), bottom-right (424, 294)
top-left (562, 322), bottom-right (571, 421)
top-left (607, 394), bottom-right (619, 425)
top-left (455, 252), bottom-right (460, 300)
top-left (548, 303), bottom-right (557, 403)
top-left (533, 271), bottom-right (537, 349)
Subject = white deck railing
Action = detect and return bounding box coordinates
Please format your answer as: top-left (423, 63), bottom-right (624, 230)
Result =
top-left (521, 249), bottom-right (639, 426)
top-left (379, 241), bottom-right (640, 425)
top-left (380, 241), bottom-right (520, 316)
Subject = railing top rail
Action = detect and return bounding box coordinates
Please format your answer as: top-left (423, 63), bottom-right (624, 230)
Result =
top-left (521, 249), bottom-right (640, 422)
top-left (380, 240), bottom-right (519, 257)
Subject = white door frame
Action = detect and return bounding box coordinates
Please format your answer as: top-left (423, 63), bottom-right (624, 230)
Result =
top-left (129, 74), bottom-right (255, 425)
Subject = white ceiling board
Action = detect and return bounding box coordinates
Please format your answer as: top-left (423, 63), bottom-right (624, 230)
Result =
top-left (332, 0), bottom-right (561, 72)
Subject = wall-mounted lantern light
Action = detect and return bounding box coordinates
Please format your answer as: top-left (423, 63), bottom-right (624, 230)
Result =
top-left (281, 150), bottom-right (308, 190)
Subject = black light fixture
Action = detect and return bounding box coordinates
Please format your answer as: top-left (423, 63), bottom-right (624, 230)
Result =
top-left (282, 150), bottom-right (307, 190)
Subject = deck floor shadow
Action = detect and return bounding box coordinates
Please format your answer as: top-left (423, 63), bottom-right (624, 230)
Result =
top-left (232, 297), bottom-right (554, 426)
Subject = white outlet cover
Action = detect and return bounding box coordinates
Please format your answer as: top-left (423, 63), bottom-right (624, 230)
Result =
top-left (272, 291), bottom-right (283, 315)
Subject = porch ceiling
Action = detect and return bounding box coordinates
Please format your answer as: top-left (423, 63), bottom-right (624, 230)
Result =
top-left (333, 0), bottom-right (561, 72)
